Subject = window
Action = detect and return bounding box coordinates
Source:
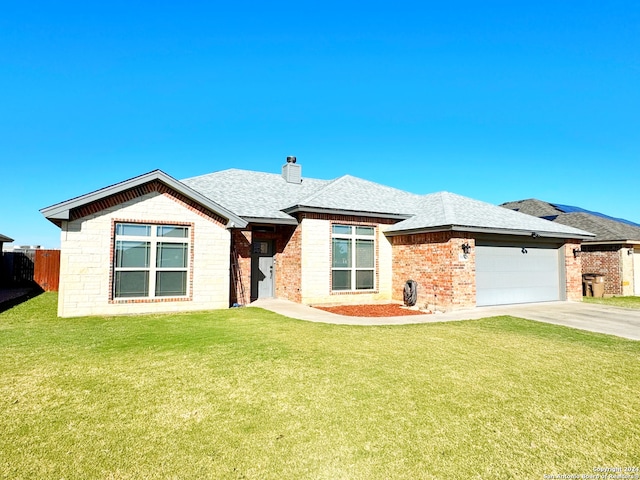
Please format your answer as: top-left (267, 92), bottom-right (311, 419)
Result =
top-left (113, 223), bottom-right (189, 299)
top-left (331, 225), bottom-right (375, 291)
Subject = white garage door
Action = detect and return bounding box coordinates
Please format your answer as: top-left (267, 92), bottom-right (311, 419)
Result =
top-left (476, 243), bottom-right (563, 306)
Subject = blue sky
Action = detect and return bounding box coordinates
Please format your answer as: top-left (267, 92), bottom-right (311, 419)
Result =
top-left (1, 1), bottom-right (638, 248)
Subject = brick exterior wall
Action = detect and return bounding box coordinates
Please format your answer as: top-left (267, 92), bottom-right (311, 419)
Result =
top-left (230, 230), bottom-right (252, 305)
top-left (58, 188), bottom-right (230, 317)
top-left (564, 241), bottom-right (583, 301)
top-left (274, 226), bottom-right (301, 302)
top-left (390, 234), bottom-right (583, 311)
top-left (230, 226), bottom-right (301, 304)
top-left (390, 232), bottom-right (476, 312)
top-left (580, 245), bottom-right (623, 296)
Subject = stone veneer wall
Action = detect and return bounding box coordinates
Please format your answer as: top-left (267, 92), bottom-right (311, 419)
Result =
top-left (58, 190), bottom-right (230, 317)
top-left (390, 232), bottom-right (476, 312)
top-left (298, 215), bottom-right (395, 305)
top-left (619, 245), bottom-right (635, 296)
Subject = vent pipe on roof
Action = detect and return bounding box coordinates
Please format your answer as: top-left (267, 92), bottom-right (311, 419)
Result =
top-left (282, 156), bottom-right (302, 184)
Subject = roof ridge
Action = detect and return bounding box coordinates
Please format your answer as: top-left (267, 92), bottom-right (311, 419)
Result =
top-left (439, 192), bottom-right (457, 223)
top-left (291, 174), bottom-right (345, 205)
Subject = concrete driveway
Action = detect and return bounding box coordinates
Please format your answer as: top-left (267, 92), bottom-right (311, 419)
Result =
top-left (251, 299), bottom-right (640, 341)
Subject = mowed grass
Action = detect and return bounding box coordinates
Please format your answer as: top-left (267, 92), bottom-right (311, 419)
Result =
top-left (1, 294), bottom-right (639, 479)
top-left (583, 295), bottom-right (640, 309)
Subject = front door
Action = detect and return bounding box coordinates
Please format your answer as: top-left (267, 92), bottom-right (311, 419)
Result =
top-left (251, 240), bottom-right (274, 300)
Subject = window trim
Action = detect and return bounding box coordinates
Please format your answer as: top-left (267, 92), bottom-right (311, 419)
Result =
top-left (109, 220), bottom-right (194, 303)
top-left (331, 223), bottom-right (376, 293)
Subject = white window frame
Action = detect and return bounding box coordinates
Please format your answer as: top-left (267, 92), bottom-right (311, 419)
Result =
top-left (113, 223), bottom-right (190, 299)
top-left (331, 224), bottom-right (376, 292)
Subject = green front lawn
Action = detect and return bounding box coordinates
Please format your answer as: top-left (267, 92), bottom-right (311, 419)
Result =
top-left (583, 295), bottom-right (640, 309)
top-left (1, 293), bottom-right (639, 479)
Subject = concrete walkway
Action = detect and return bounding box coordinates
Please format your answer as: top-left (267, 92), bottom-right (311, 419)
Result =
top-left (250, 298), bottom-right (640, 341)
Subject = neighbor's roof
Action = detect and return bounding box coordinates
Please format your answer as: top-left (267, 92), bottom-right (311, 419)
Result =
top-left (501, 199), bottom-right (640, 243)
top-left (385, 192), bottom-right (592, 238)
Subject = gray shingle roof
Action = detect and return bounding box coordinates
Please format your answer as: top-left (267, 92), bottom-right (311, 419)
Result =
top-left (181, 169), bottom-right (331, 222)
top-left (183, 168), bottom-right (592, 238)
top-left (501, 199), bottom-right (640, 242)
top-left (386, 192), bottom-right (590, 237)
top-left (500, 199), bottom-right (563, 218)
top-left (284, 175), bottom-right (421, 217)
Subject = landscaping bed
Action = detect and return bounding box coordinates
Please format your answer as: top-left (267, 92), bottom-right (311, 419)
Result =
top-left (314, 303), bottom-right (428, 316)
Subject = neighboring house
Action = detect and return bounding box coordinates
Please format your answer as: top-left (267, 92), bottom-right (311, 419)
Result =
top-left (41, 159), bottom-right (593, 318)
top-left (0, 233), bottom-right (13, 252)
top-left (501, 199), bottom-right (640, 296)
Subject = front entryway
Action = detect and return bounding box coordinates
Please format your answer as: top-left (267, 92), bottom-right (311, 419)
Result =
top-left (251, 240), bottom-right (274, 300)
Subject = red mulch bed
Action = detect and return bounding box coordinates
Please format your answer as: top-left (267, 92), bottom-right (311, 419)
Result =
top-left (314, 303), bottom-right (428, 317)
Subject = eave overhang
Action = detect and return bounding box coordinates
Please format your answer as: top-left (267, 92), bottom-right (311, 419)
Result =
top-left (241, 216), bottom-right (299, 226)
top-left (282, 205), bottom-right (411, 221)
top-left (582, 240), bottom-right (640, 246)
top-left (384, 224), bottom-right (595, 240)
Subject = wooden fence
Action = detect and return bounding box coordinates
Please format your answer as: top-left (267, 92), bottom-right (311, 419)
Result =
top-left (34, 250), bottom-right (60, 292)
top-left (1, 249), bottom-right (60, 291)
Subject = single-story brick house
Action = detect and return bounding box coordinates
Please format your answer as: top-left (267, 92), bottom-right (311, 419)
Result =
top-left (501, 199), bottom-right (640, 296)
top-left (41, 159), bottom-right (592, 317)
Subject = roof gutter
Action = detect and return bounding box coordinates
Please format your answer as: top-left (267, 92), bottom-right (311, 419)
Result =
top-left (282, 205), bottom-right (411, 221)
top-left (582, 240), bottom-right (640, 246)
top-left (383, 224), bottom-right (595, 240)
top-left (241, 216), bottom-right (299, 226)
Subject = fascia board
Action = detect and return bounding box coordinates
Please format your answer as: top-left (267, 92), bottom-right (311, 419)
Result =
top-left (384, 224), bottom-right (595, 240)
top-left (583, 240), bottom-right (640, 246)
top-left (282, 205), bottom-right (411, 220)
top-left (242, 216), bottom-right (299, 226)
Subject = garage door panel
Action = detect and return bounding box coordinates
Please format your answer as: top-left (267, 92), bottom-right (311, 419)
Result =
top-left (476, 244), bottom-right (561, 306)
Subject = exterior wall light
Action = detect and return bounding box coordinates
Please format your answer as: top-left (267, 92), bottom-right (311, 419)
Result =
top-left (573, 248), bottom-right (581, 258)
top-left (628, 248), bottom-right (634, 256)
top-left (461, 243), bottom-right (471, 255)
